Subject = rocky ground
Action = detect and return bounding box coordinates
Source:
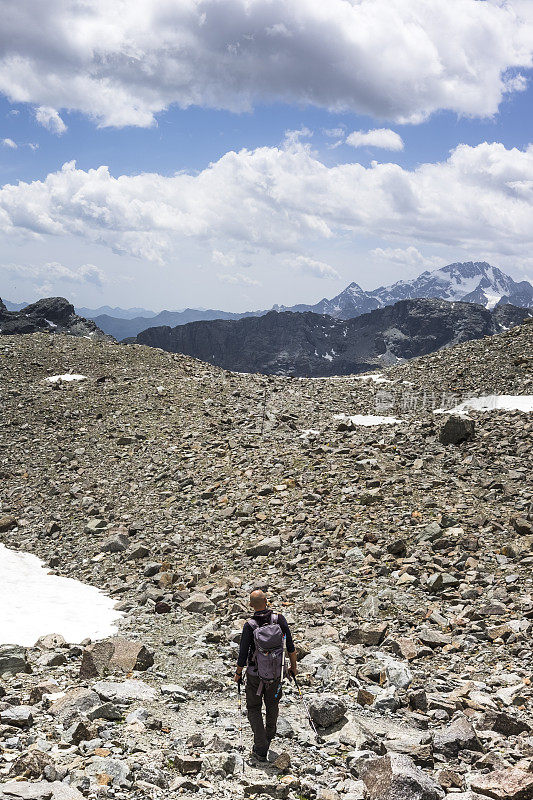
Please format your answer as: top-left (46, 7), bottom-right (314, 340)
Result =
top-left (0, 322), bottom-right (532, 800)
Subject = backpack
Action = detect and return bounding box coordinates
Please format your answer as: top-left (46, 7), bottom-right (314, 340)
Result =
top-left (248, 612), bottom-right (285, 694)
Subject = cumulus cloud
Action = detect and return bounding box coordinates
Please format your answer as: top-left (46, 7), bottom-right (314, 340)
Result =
top-left (292, 256), bottom-right (340, 280)
top-left (2, 138), bottom-right (17, 149)
top-left (0, 0), bottom-right (531, 127)
top-left (5, 262), bottom-right (105, 287)
top-left (346, 129), bottom-right (404, 151)
top-left (0, 142), bottom-right (532, 270)
top-left (217, 272), bottom-right (261, 287)
top-left (371, 246), bottom-right (445, 270)
top-left (35, 106), bottom-right (67, 134)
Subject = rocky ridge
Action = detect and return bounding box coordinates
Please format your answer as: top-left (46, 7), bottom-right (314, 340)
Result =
top-left (134, 298), bottom-right (531, 377)
top-left (0, 298), bottom-right (110, 341)
top-left (0, 322), bottom-right (532, 800)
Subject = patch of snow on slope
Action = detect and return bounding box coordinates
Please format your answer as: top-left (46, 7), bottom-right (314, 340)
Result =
top-left (0, 544), bottom-right (123, 646)
top-left (334, 413), bottom-right (403, 426)
top-left (45, 374), bottom-right (87, 383)
top-left (434, 395), bottom-right (533, 416)
top-left (353, 373), bottom-right (391, 384)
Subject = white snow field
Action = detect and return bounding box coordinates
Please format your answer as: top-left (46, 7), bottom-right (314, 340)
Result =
top-left (434, 395), bottom-right (533, 416)
top-left (334, 413), bottom-right (403, 426)
top-left (0, 544), bottom-right (122, 646)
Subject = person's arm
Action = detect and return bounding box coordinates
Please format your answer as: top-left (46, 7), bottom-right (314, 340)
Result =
top-left (234, 622), bottom-right (251, 682)
top-left (279, 614), bottom-right (298, 676)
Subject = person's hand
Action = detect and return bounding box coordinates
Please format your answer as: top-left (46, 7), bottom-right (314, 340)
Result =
top-left (234, 671), bottom-right (243, 683)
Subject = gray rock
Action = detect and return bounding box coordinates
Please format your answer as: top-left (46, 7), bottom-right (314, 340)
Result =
top-left (34, 634), bottom-right (67, 650)
top-left (79, 637), bottom-right (154, 677)
top-left (0, 706), bottom-right (34, 728)
top-left (181, 592), bottom-right (216, 614)
top-left (360, 753), bottom-right (444, 800)
top-left (49, 687), bottom-right (101, 727)
top-left (93, 679), bottom-right (157, 703)
top-left (85, 757), bottom-right (132, 788)
top-left (308, 694), bottom-right (347, 728)
top-left (245, 536), bottom-right (282, 557)
top-left (439, 415), bottom-right (475, 445)
top-left (0, 645), bottom-right (30, 678)
top-left (345, 622), bottom-right (389, 646)
top-left (433, 716), bottom-right (482, 758)
top-left (100, 533), bottom-right (129, 553)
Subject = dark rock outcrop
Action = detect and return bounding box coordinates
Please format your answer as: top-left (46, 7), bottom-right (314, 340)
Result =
top-left (134, 298), bottom-right (531, 377)
top-left (0, 297), bottom-right (111, 340)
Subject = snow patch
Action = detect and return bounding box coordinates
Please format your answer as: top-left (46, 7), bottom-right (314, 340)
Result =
top-left (334, 413), bottom-right (403, 426)
top-left (0, 544), bottom-right (123, 647)
top-left (45, 374), bottom-right (87, 384)
top-left (353, 373), bottom-right (391, 384)
top-left (434, 395), bottom-right (533, 415)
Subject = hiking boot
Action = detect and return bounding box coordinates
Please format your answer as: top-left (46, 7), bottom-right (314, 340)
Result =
top-left (251, 746), bottom-right (268, 762)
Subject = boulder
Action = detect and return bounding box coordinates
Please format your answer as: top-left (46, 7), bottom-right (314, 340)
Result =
top-left (0, 706), bottom-right (34, 728)
top-left (0, 516), bottom-right (17, 532)
top-left (93, 679), bottom-right (157, 703)
top-left (85, 758), bottom-right (132, 788)
top-left (439, 416), bottom-right (475, 445)
top-left (308, 694), bottom-right (347, 728)
top-left (433, 716), bottom-right (482, 758)
top-left (344, 622), bottom-right (388, 646)
top-left (100, 533), bottom-right (129, 553)
top-left (360, 753), bottom-right (444, 800)
top-left (0, 783), bottom-right (84, 800)
top-left (79, 637), bottom-right (154, 678)
top-left (49, 687), bottom-right (101, 726)
top-left (0, 645), bottom-right (30, 677)
top-left (245, 536), bottom-right (282, 557)
top-left (9, 751), bottom-right (53, 779)
top-left (34, 634), bottom-right (67, 650)
top-left (470, 768), bottom-right (533, 800)
top-left (181, 592), bottom-right (215, 614)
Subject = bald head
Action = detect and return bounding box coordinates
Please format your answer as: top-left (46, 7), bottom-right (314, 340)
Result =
top-left (250, 590), bottom-right (268, 610)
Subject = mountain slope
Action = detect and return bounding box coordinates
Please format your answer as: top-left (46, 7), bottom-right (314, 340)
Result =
top-left (134, 299), bottom-right (531, 376)
top-left (92, 307), bottom-right (264, 340)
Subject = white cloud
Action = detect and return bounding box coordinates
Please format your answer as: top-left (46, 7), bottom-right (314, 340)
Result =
top-left (0, 142), bottom-right (532, 272)
top-left (217, 272), bottom-right (261, 287)
top-left (346, 129), bottom-right (404, 151)
top-left (2, 138), bottom-right (17, 149)
top-left (35, 106), bottom-right (66, 134)
top-left (5, 262), bottom-right (105, 287)
top-left (292, 256), bottom-right (340, 280)
top-left (371, 246), bottom-right (445, 270)
top-left (0, 0), bottom-right (531, 127)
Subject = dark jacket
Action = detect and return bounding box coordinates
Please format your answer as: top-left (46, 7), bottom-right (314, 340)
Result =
top-left (237, 608), bottom-right (295, 668)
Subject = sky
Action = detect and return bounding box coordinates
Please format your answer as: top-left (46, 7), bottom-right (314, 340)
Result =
top-left (0, 0), bottom-right (532, 313)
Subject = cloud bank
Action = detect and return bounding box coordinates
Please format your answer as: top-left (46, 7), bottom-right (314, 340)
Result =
top-left (0, 142), bottom-right (531, 272)
top-left (0, 0), bottom-right (531, 127)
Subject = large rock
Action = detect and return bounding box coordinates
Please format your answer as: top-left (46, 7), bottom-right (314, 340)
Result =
top-left (0, 645), bottom-right (30, 677)
top-left (49, 687), bottom-right (101, 726)
top-left (181, 592), bottom-right (216, 614)
top-left (470, 768), bottom-right (533, 800)
top-left (360, 753), bottom-right (444, 800)
top-left (0, 783), bottom-right (84, 800)
top-left (34, 634), bottom-right (67, 650)
top-left (433, 716), bottom-right (482, 758)
top-left (0, 706), bottom-right (34, 728)
top-left (308, 694), bottom-right (347, 728)
top-left (79, 637), bottom-right (154, 678)
top-left (245, 536), bottom-right (282, 557)
top-left (85, 758), bottom-right (132, 788)
top-left (93, 679), bottom-right (157, 703)
top-left (344, 622), bottom-right (388, 646)
top-left (0, 516), bottom-right (17, 532)
top-left (439, 416), bottom-right (475, 445)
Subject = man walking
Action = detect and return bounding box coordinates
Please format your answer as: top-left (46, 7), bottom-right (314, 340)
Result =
top-left (234, 589), bottom-right (297, 761)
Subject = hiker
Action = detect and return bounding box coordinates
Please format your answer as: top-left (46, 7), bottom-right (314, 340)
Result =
top-left (234, 589), bottom-right (297, 761)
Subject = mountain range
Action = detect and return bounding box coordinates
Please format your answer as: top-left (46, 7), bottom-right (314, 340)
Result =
top-left (92, 261), bottom-right (533, 339)
top-left (3, 261), bottom-right (532, 340)
top-left (134, 298), bottom-right (531, 377)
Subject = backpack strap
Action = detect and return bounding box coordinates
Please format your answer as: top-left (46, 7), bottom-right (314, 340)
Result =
top-left (271, 613), bottom-right (278, 624)
top-left (247, 619), bottom-right (259, 631)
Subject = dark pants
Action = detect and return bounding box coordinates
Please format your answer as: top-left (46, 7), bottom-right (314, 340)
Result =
top-left (245, 671), bottom-right (282, 756)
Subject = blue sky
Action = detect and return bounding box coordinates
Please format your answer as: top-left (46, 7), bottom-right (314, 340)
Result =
top-left (0, 0), bottom-right (532, 312)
